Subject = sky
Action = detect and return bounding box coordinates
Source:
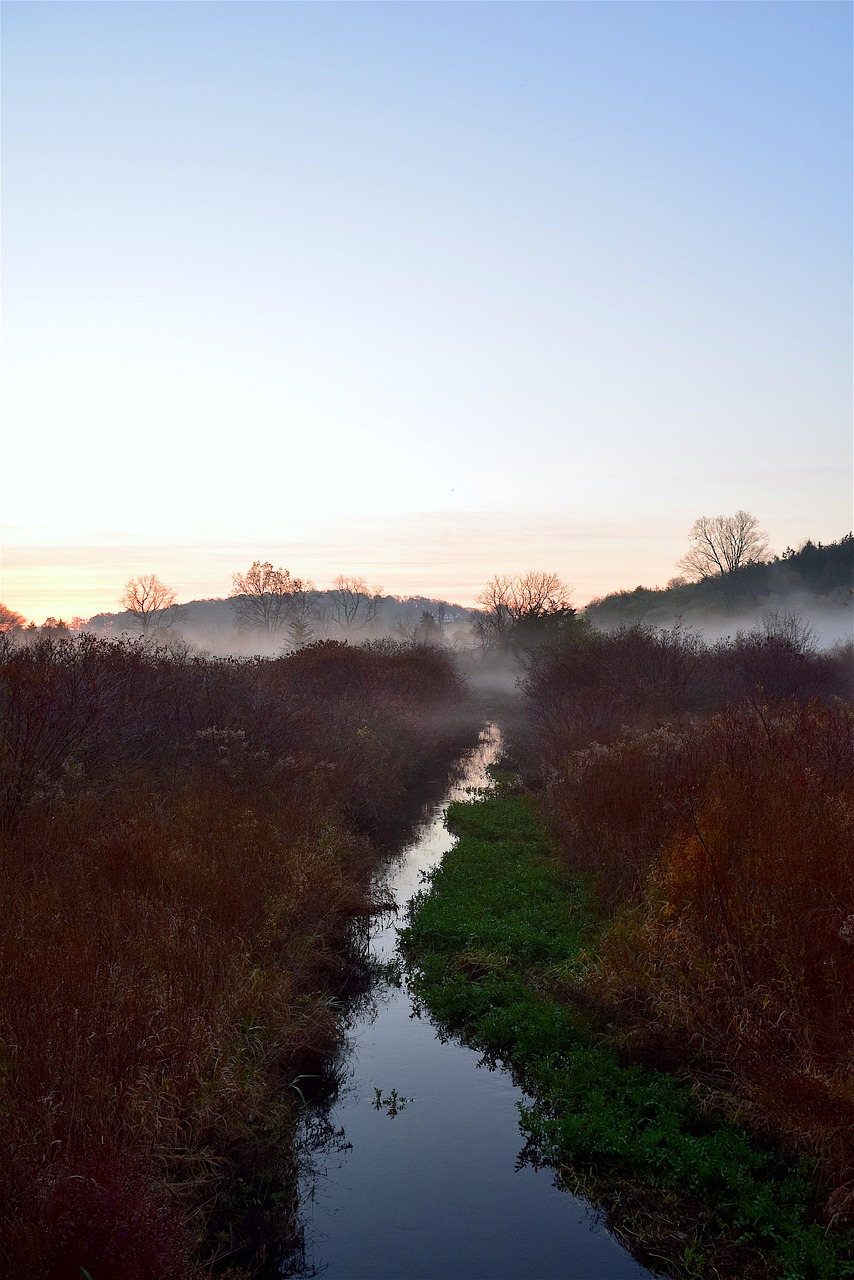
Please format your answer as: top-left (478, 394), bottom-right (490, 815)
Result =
top-left (2, 0), bottom-right (851, 623)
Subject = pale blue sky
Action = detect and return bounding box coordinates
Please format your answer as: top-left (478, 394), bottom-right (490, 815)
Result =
top-left (2, 0), bottom-right (851, 620)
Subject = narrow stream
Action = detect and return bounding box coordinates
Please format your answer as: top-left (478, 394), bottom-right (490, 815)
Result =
top-left (291, 725), bottom-right (654, 1279)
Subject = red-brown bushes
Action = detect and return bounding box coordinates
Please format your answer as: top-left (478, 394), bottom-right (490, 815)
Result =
top-left (1, 779), bottom-right (357, 1274)
top-left (539, 721), bottom-right (693, 907)
top-left (14, 1143), bottom-right (193, 1280)
top-left (519, 625), bottom-right (854, 1218)
top-left (519, 620), bottom-right (850, 776)
top-left (531, 689), bottom-right (854, 1220)
top-left (0, 635), bottom-right (475, 1273)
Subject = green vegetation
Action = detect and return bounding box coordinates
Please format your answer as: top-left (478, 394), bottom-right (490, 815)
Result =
top-left (403, 788), bottom-right (854, 1278)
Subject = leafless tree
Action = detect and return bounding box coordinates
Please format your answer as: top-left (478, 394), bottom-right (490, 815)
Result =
top-left (678, 511), bottom-right (769, 581)
top-left (476, 571), bottom-right (571, 622)
top-left (120, 574), bottom-right (177, 638)
top-left (283, 580), bottom-right (322, 649)
top-left (473, 575), bottom-right (515, 648)
top-left (230, 561), bottom-right (302, 638)
top-left (330, 575), bottom-right (383, 631)
top-left (506, 570), bottom-right (573, 620)
top-left (0, 604), bottom-right (26, 635)
top-left (474, 571), bottom-right (574, 650)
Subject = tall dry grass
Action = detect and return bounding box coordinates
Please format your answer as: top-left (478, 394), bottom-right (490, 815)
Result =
top-left (0, 634), bottom-right (474, 1275)
top-left (520, 625), bottom-right (854, 1223)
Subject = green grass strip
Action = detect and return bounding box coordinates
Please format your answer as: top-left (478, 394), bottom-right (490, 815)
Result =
top-left (401, 788), bottom-right (854, 1280)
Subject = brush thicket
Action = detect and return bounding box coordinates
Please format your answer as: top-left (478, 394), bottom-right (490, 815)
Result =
top-left (0, 634), bottom-right (473, 1275)
top-left (520, 625), bottom-right (854, 1223)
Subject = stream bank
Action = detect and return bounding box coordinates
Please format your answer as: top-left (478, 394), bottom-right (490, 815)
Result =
top-left (402, 781), bottom-right (852, 1280)
top-left (287, 725), bottom-right (651, 1279)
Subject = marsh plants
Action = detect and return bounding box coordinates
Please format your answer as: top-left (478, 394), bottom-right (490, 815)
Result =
top-left (0, 633), bottom-right (479, 1277)
top-left (404, 623), bottom-right (854, 1278)
top-left (2, 618), bottom-right (851, 1277)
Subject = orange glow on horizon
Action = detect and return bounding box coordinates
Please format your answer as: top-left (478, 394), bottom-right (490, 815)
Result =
top-left (1, 533), bottom-right (680, 626)
top-left (5, 511), bottom-right (846, 628)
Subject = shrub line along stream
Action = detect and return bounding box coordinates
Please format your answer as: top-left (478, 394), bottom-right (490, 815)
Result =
top-left (400, 776), bottom-right (854, 1280)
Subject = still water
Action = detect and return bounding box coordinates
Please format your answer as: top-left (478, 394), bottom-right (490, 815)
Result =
top-left (292, 725), bottom-right (654, 1279)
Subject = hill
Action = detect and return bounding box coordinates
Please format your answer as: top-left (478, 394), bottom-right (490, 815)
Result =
top-left (86, 591), bottom-right (475, 654)
top-left (585, 533), bottom-right (853, 642)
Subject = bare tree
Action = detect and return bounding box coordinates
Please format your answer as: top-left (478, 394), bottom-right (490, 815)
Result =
top-left (473, 575), bottom-right (515, 649)
top-left (283, 580), bottom-right (322, 649)
top-left (474, 571), bottom-right (574, 651)
top-left (120, 574), bottom-right (177, 638)
top-left (506, 570), bottom-right (573, 620)
top-left (230, 560), bottom-right (301, 638)
top-left (678, 511), bottom-right (769, 581)
top-left (0, 604), bottom-right (26, 635)
top-left (330, 575), bottom-right (383, 632)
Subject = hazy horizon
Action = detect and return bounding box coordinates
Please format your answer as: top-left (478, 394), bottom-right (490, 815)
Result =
top-left (3, 1), bottom-right (851, 624)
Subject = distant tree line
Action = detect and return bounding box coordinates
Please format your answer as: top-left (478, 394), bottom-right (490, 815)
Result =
top-left (588, 530), bottom-right (853, 629)
top-left (6, 512), bottom-right (851, 647)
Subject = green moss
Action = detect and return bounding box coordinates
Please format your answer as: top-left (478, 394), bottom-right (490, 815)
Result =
top-left (401, 791), bottom-right (854, 1280)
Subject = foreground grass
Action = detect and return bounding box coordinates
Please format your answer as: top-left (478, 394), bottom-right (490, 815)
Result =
top-left (0, 635), bottom-right (478, 1277)
top-left (401, 786), bottom-right (854, 1280)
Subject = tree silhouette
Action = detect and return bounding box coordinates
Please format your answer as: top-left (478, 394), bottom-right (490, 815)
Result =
top-left (0, 604), bottom-right (26, 634)
top-left (474, 571), bottom-right (574, 651)
top-left (330, 576), bottom-right (383, 631)
top-left (120, 575), bottom-right (177, 638)
top-left (230, 560), bottom-right (300, 637)
top-left (678, 511), bottom-right (769, 580)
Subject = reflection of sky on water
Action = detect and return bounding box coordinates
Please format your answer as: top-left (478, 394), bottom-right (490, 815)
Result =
top-left (292, 726), bottom-right (654, 1280)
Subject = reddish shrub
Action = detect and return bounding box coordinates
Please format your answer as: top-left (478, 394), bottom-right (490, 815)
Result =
top-left (536, 695), bottom-right (854, 1219)
top-left (0, 635), bottom-right (476, 1269)
top-left (12, 1145), bottom-right (193, 1280)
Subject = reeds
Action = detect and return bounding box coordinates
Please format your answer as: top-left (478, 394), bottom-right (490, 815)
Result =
top-left (520, 625), bottom-right (854, 1223)
top-left (0, 634), bottom-right (473, 1274)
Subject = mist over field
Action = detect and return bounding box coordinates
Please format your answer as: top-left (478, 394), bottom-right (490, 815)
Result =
top-left (84, 590), bottom-right (476, 659)
top-left (2, 0), bottom-right (851, 1272)
top-left (71, 534), bottom-right (851, 660)
top-left (679, 605), bottom-right (851, 652)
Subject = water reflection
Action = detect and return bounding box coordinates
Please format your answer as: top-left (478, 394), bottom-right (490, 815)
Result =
top-left (287, 725), bottom-right (654, 1280)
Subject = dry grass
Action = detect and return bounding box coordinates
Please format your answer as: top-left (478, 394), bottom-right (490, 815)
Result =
top-left (520, 626), bottom-right (854, 1224)
top-left (0, 634), bottom-right (473, 1275)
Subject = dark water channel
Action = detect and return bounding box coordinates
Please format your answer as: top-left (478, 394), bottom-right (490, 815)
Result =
top-left (290, 725), bottom-right (654, 1279)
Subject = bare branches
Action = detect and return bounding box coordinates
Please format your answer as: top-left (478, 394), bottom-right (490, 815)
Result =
top-left (505, 570), bottom-right (573, 620)
top-left (474, 571), bottom-right (575, 651)
top-left (330, 575), bottom-right (383, 631)
top-left (229, 560), bottom-right (322, 646)
top-left (120, 575), bottom-right (177, 638)
top-left (230, 561), bottom-right (295, 638)
top-left (0, 604), bottom-right (26, 634)
top-left (678, 511), bottom-right (769, 581)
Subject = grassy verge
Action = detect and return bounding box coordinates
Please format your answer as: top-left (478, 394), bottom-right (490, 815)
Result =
top-left (401, 784), bottom-right (854, 1280)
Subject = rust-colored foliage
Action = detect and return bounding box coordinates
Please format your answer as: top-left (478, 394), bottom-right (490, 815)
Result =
top-left (621, 701), bottom-right (854, 1221)
top-left (16, 1143), bottom-right (193, 1280)
top-left (521, 627), bottom-right (854, 1223)
top-left (0, 634), bottom-right (471, 1273)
